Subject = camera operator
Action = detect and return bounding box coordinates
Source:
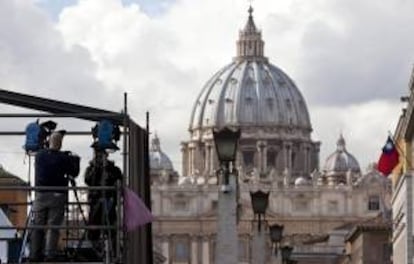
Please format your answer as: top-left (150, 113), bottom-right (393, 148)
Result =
top-left (84, 150), bottom-right (122, 251)
top-left (29, 131), bottom-right (80, 262)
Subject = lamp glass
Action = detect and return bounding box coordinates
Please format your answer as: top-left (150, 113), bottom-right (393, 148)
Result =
top-left (281, 246), bottom-right (293, 261)
top-left (250, 190), bottom-right (269, 215)
top-left (269, 224), bottom-right (284, 243)
top-left (213, 127), bottom-right (241, 162)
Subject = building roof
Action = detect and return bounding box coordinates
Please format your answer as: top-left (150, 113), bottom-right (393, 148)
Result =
top-left (344, 214), bottom-right (391, 242)
top-left (0, 166), bottom-right (27, 186)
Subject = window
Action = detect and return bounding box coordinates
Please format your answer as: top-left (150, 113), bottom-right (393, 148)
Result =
top-left (328, 200), bottom-right (338, 213)
top-left (243, 150), bottom-right (255, 167)
top-left (173, 239), bottom-right (190, 262)
top-left (267, 150), bottom-right (277, 168)
top-left (293, 200), bottom-right (309, 212)
top-left (174, 200), bottom-right (188, 211)
top-left (368, 195), bottom-right (380, 211)
top-left (285, 99), bottom-right (292, 110)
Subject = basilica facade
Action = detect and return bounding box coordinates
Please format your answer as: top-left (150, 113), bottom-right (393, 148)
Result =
top-left (150, 8), bottom-right (391, 264)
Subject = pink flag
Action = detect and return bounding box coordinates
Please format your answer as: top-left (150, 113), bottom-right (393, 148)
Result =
top-left (123, 187), bottom-right (154, 232)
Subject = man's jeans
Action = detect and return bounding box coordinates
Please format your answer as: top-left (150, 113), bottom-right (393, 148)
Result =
top-left (29, 192), bottom-right (66, 259)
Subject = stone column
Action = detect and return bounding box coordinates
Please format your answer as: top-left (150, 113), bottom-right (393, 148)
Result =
top-left (306, 145), bottom-right (311, 175)
top-left (204, 143), bottom-right (210, 175)
top-left (302, 144), bottom-right (309, 174)
top-left (284, 142), bottom-right (292, 171)
top-left (188, 144), bottom-right (194, 176)
top-left (215, 169), bottom-right (238, 264)
top-left (313, 142), bottom-right (321, 172)
top-left (210, 142), bottom-right (216, 175)
top-left (205, 142), bottom-right (213, 176)
top-left (191, 235), bottom-right (198, 264)
top-left (161, 235), bottom-right (170, 263)
top-left (201, 236), bottom-right (210, 264)
top-left (256, 141), bottom-right (266, 174)
top-left (181, 143), bottom-right (188, 176)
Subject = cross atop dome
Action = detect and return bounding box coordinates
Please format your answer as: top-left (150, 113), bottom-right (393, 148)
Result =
top-left (244, 6), bottom-right (257, 33)
top-left (235, 6), bottom-right (267, 62)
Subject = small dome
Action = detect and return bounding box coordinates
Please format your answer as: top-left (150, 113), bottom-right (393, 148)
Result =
top-left (178, 176), bottom-right (195, 185)
top-left (294, 176), bottom-right (311, 186)
top-left (323, 134), bottom-right (360, 175)
top-left (149, 134), bottom-right (174, 171)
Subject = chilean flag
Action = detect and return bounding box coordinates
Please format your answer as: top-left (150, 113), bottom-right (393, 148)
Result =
top-left (377, 136), bottom-right (399, 176)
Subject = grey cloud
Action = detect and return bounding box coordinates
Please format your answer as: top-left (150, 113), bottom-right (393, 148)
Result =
top-left (0, 1), bottom-right (121, 112)
top-left (296, 0), bottom-right (414, 106)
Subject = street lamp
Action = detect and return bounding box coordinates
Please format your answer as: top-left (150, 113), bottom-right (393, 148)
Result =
top-left (250, 190), bottom-right (269, 231)
top-left (213, 127), bottom-right (241, 264)
top-left (213, 127), bottom-right (241, 192)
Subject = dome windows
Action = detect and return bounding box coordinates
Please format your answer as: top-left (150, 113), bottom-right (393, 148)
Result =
top-left (285, 99), bottom-right (292, 110)
top-left (277, 76), bottom-right (286, 86)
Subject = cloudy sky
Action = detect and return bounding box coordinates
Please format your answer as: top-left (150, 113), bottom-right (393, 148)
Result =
top-left (0, 0), bottom-right (412, 178)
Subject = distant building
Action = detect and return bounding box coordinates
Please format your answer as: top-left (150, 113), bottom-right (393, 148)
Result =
top-left (0, 165), bottom-right (28, 231)
top-left (338, 214), bottom-right (391, 264)
top-left (0, 166), bottom-right (27, 263)
top-left (151, 7), bottom-right (391, 263)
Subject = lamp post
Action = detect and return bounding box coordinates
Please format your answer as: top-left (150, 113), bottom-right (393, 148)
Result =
top-left (250, 190), bottom-right (270, 264)
top-left (213, 127), bottom-right (241, 264)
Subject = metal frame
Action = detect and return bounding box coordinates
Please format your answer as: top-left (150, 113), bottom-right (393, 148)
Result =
top-left (0, 89), bottom-right (152, 263)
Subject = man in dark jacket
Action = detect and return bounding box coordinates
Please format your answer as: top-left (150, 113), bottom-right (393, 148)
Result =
top-left (29, 131), bottom-right (80, 262)
top-left (84, 150), bottom-right (122, 251)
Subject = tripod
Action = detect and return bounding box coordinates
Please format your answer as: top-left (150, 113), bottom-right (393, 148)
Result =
top-left (18, 155), bottom-right (35, 264)
top-left (18, 208), bottom-right (33, 263)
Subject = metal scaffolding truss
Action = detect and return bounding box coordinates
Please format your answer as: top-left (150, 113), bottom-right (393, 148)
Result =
top-left (0, 89), bottom-right (152, 264)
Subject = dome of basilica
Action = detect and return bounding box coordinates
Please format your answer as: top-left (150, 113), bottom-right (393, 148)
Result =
top-left (149, 134), bottom-right (174, 171)
top-left (181, 7), bottom-right (320, 179)
top-left (323, 134), bottom-right (360, 175)
top-left (189, 7), bottom-right (311, 132)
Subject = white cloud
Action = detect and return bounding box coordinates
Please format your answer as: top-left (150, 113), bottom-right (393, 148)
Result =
top-left (0, 0), bottom-right (410, 177)
top-left (312, 100), bottom-right (402, 172)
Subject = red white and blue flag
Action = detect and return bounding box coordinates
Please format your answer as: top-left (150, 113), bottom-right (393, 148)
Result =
top-left (377, 136), bottom-right (399, 176)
